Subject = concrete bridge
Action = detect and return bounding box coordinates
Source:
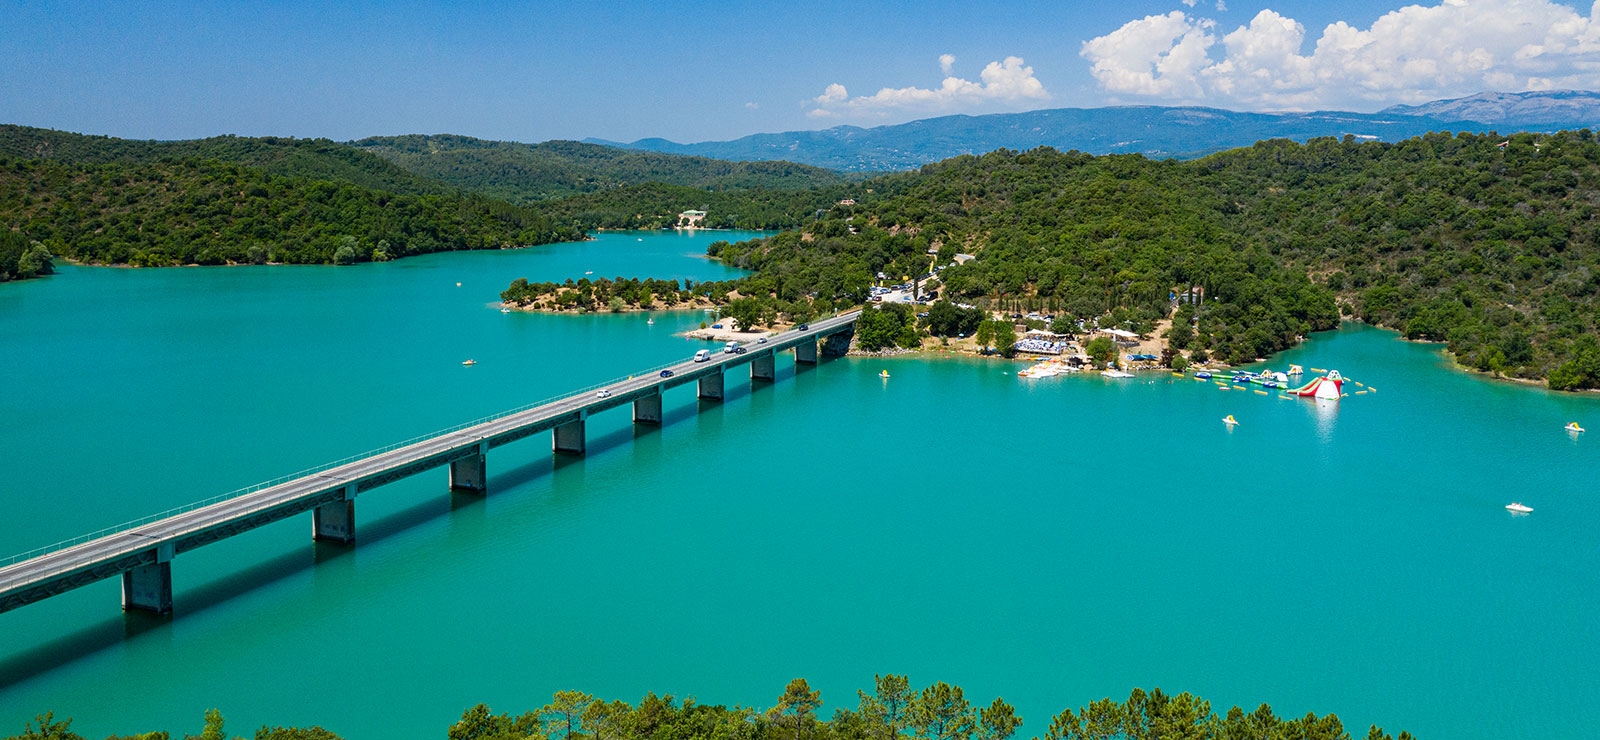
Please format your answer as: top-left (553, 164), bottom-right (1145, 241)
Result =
top-left (0, 312), bottom-right (859, 616)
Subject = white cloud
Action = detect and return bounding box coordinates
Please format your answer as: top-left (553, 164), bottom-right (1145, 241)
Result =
top-left (1181, 0), bottom-right (1199, 6)
top-left (744, 102), bottom-right (760, 110)
top-left (1081, 0), bottom-right (1600, 109)
top-left (808, 56), bottom-right (1050, 118)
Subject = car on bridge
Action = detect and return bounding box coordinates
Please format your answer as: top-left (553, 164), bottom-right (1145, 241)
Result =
top-left (596, 389), bottom-right (611, 399)
top-left (660, 369), bottom-right (673, 378)
top-left (796, 323), bottom-right (809, 331)
top-left (733, 346), bottom-right (747, 354)
top-left (693, 350), bottom-right (711, 362)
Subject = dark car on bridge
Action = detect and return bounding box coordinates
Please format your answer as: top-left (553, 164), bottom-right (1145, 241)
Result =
top-left (659, 369), bottom-right (673, 378)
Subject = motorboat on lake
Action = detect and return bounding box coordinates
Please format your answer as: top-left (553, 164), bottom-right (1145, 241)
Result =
top-left (1565, 422), bottom-right (1584, 433)
top-left (462, 359), bottom-right (477, 366)
top-left (1506, 502), bottom-right (1533, 513)
top-left (1101, 369), bottom-right (1134, 378)
top-left (1222, 414), bottom-right (1239, 426)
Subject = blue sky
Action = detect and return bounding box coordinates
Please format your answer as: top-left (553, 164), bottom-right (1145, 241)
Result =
top-left (3, 0), bottom-right (1598, 144)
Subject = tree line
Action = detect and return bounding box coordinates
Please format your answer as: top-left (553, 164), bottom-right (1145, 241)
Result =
top-left (0, 157), bottom-right (584, 269)
top-left (8, 677), bottom-right (1415, 740)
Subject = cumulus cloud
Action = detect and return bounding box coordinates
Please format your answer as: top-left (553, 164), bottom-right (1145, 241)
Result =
top-left (808, 56), bottom-right (1050, 118)
top-left (744, 102), bottom-right (760, 110)
top-left (1081, 0), bottom-right (1600, 109)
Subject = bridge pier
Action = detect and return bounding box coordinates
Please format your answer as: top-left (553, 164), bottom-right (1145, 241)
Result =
top-left (697, 368), bottom-right (724, 400)
top-left (313, 484), bottom-right (357, 542)
top-left (795, 338), bottom-right (818, 365)
top-left (449, 441), bottom-right (489, 493)
top-left (751, 351), bottom-right (775, 381)
top-left (823, 330), bottom-right (853, 357)
top-left (553, 412), bottom-right (587, 456)
top-left (632, 391), bottom-right (662, 424)
top-left (122, 543), bottom-right (174, 615)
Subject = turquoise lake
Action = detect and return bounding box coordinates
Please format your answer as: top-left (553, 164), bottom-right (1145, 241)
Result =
top-left (1, 230), bottom-right (1597, 739)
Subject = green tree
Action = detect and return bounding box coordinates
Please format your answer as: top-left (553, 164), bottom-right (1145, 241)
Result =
top-left (580, 700), bottom-right (631, 740)
top-left (911, 682), bottom-right (975, 740)
top-left (541, 691), bottom-right (594, 740)
top-left (1085, 336), bottom-right (1117, 368)
top-left (977, 699), bottom-right (1020, 740)
top-left (8, 713), bottom-right (84, 740)
top-left (182, 710), bottom-right (227, 740)
top-left (723, 297), bottom-right (764, 332)
top-left (992, 322), bottom-right (1017, 358)
top-left (858, 674), bottom-right (916, 740)
top-left (775, 678), bottom-right (823, 740)
top-left (17, 242), bottom-right (53, 277)
top-left (252, 727), bottom-right (341, 740)
top-left (1034, 708), bottom-right (1079, 740)
top-left (448, 704), bottom-right (541, 740)
top-left (974, 321), bottom-right (996, 354)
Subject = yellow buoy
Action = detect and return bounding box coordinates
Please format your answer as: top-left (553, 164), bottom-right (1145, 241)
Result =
top-left (1311, 367), bottom-right (1326, 373)
top-left (1254, 389), bottom-right (1268, 396)
top-left (1355, 390), bottom-right (1368, 395)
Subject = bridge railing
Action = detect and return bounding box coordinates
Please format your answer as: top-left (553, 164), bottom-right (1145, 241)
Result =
top-left (0, 315), bottom-right (859, 583)
top-left (0, 358), bottom-right (692, 574)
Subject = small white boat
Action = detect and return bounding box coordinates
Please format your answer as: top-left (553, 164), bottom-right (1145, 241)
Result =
top-left (1506, 502), bottom-right (1533, 513)
top-left (1222, 415), bottom-right (1239, 426)
top-left (1565, 422), bottom-right (1584, 433)
top-left (500, 307), bottom-right (510, 314)
top-left (879, 370), bottom-right (890, 379)
top-left (1101, 370), bottom-right (1134, 378)
top-left (461, 359), bottom-right (477, 366)
top-left (647, 318), bottom-right (655, 325)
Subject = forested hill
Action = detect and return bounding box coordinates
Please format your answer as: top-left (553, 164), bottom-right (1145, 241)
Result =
top-left (0, 125), bottom-right (447, 196)
top-left (0, 156), bottom-right (582, 268)
top-left (352, 134), bottom-right (848, 203)
top-left (693, 130), bottom-right (1600, 389)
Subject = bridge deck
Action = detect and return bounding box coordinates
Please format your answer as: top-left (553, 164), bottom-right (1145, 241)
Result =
top-left (0, 312), bottom-right (857, 614)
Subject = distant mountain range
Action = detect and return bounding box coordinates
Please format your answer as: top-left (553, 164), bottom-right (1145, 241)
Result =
top-left (1380, 90), bottom-right (1600, 125)
top-left (591, 90), bottom-right (1600, 171)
